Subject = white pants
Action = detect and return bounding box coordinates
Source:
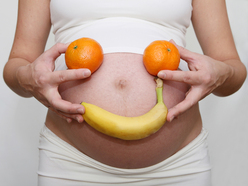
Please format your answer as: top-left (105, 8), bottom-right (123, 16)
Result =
top-left (38, 126), bottom-right (212, 186)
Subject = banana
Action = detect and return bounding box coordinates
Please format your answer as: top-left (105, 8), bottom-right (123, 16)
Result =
top-left (81, 78), bottom-right (167, 140)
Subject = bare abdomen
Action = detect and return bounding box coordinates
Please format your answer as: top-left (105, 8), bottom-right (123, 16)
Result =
top-left (45, 53), bottom-right (202, 168)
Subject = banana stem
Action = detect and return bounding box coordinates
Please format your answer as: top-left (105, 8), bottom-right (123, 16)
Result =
top-left (155, 78), bottom-right (164, 104)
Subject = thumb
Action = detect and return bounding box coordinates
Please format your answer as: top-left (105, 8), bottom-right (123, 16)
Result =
top-left (44, 43), bottom-right (69, 62)
top-left (51, 68), bottom-right (91, 84)
top-left (169, 39), bottom-right (196, 64)
top-left (41, 43), bottom-right (69, 71)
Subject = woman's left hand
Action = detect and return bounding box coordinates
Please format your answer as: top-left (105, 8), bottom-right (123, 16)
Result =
top-left (157, 41), bottom-right (232, 122)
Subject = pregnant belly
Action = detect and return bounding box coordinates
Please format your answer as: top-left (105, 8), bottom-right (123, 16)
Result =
top-left (46, 53), bottom-right (202, 168)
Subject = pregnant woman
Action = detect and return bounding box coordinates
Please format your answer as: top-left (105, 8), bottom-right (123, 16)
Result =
top-left (3, 0), bottom-right (246, 185)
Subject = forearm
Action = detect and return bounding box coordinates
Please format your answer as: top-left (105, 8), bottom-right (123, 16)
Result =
top-left (3, 58), bottom-right (33, 98)
top-left (213, 59), bottom-right (247, 97)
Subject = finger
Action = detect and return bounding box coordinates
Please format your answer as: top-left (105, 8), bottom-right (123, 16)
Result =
top-left (167, 87), bottom-right (202, 122)
top-left (49, 107), bottom-right (84, 123)
top-left (169, 39), bottom-right (177, 46)
top-left (49, 107), bottom-right (73, 123)
top-left (44, 43), bottom-right (69, 61)
top-left (169, 40), bottom-right (199, 66)
top-left (37, 97), bottom-right (76, 123)
top-left (45, 88), bottom-right (85, 114)
top-left (158, 70), bottom-right (202, 85)
top-left (50, 68), bottom-right (91, 84)
top-left (51, 99), bottom-right (85, 122)
top-left (56, 109), bottom-right (84, 123)
top-left (51, 98), bottom-right (85, 114)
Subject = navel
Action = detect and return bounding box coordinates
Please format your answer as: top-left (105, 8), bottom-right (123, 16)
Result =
top-left (115, 79), bottom-right (128, 89)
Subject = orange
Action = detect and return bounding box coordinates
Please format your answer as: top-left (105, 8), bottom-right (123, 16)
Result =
top-left (143, 40), bottom-right (180, 76)
top-left (65, 37), bottom-right (103, 73)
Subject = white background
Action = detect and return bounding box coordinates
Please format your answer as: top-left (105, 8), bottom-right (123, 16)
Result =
top-left (0, 0), bottom-right (247, 185)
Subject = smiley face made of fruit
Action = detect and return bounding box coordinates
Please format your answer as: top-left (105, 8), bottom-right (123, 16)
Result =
top-left (65, 38), bottom-right (180, 140)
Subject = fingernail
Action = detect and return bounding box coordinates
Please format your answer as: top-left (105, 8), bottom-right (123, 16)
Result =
top-left (158, 72), bottom-right (166, 79)
top-left (77, 108), bottom-right (84, 114)
top-left (169, 39), bottom-right (177, 45)
top-left (83, 69), bottom-right (91, 77)
top-left (67, 118), bottom-right (72, 123)
top-left (169, 116), bottom-right (175, 122)
top-left (76, 116), bottom-right (82, 123)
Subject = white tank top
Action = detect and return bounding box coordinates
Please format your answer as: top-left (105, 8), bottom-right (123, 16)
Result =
top-left (50, 0), bottom-right (192, 71)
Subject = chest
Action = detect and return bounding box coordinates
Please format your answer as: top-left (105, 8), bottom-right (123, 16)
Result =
top-left (50, 0), bottom-right (192, 26)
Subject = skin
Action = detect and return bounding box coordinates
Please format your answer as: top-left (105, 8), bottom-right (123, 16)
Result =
top-left (158, 0), bottom-right (247, 121)
top-left (3, 0), bottom-right (247, 168)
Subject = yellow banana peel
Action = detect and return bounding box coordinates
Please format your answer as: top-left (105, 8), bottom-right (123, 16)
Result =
top-left (81, 78), bottom-right (167, 140)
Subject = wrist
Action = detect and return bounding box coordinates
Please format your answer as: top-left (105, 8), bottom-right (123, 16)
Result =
top-left (213, 59), bottom-right (246, 96)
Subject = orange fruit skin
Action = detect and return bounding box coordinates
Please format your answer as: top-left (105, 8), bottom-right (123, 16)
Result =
top-left (65, 38), bottom-right (103, 73)
top-left (143, 40), bottom-right (180, 76)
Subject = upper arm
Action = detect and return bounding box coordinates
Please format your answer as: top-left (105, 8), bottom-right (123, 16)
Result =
top-left (9, 0), bottom-right (51, 62)
top-left (191, 0), bottom-right (240, 61)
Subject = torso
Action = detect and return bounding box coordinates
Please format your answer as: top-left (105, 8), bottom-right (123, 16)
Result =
top-left (45, 53), bottom-right (202, 169)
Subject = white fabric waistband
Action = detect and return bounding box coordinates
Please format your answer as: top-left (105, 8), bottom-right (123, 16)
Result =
top-left (38, 125), bottom-right (211, 184)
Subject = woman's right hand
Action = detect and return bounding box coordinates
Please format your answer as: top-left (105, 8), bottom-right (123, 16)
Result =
top-left (16, 43), bottom-right (91, 123)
